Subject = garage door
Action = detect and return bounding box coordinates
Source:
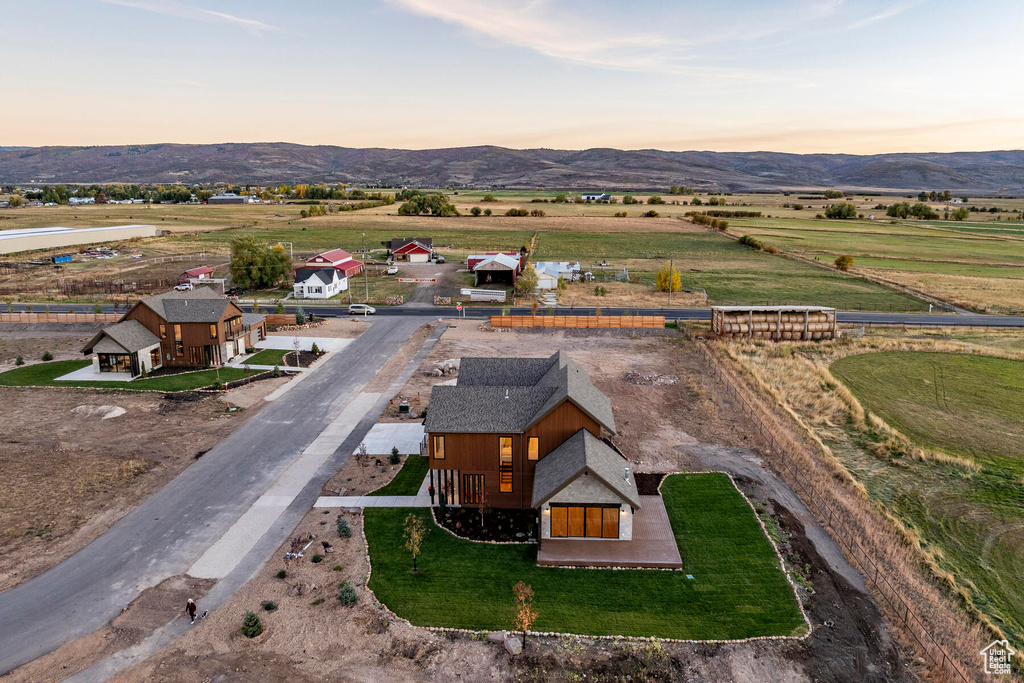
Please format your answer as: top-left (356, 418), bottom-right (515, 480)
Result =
top-left (409, 252), bottom-right (430, 263)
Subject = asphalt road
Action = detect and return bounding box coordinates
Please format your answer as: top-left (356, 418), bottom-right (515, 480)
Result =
top-left (0, 316), bottom-right (426, 675)
top-left (13, 302), bottom-right (1024, 327)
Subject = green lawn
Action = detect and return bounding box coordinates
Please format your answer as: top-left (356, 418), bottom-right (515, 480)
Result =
top-left (534, 231), bottom-right (927, 311)
top-left (244, 348), bottom-right (291, 366)
top-left (365, 473), bottom-right (806, 639)
top-left (369, 455), bottom-right (429, 496)
top-left (0, 359), bottom-right (261, 391)
top-left (830, 351), bottom-right (1024, 639)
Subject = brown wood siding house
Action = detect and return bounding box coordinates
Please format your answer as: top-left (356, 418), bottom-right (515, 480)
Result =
top-left (424, 351), bottom-right (619, 511)
top-left (120, 287), bottom-right (266, 368)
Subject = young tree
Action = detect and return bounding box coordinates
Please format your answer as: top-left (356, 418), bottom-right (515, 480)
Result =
top-left (514, 263), bottom-right (539, 296)
top-left (470, 206), bottom-right (482, 216)
top-left (404, 514), bottom-right (426, 572)
top-left (512, 581), bottom-right (538, 648)
top-left (835, 255), bottom-right (854, 271)
top-left (483, 208), bottom-right (492, 216)
top-left (656, 263), bottom-right (681, 292)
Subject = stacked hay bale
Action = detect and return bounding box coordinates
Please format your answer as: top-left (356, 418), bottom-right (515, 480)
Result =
top-left (712, 307), bottom-right (835, 341)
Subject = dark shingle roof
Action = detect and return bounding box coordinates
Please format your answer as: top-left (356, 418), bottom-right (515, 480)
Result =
top-left (139, 287), bottom-right (230, 323)
top-left (424, 351), bottom-right (615, 434)
top-left (531, 429), bottom-right (641, 509)
top-left (295, 268), bottom-right (338, 285)
top-left (241, 313), bottom-right (266, 327)
top-left (82, 319), bottom-right (160, 355)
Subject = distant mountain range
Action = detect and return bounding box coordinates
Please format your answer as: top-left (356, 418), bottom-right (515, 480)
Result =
top-left (2, 143), bottom-right (1022, 194)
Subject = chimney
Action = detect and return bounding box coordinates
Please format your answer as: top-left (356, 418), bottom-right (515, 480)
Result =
top-left (624, 467), bottom-right (630, 481)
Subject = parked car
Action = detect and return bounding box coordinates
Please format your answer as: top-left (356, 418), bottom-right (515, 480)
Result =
top-left (174, 282), bottom-right (194, 291)
top-left (434, 254), bottom-right (445, 263)
top-left (385, 265), bottom-right (399, 275)
top-left (348, 304), bottom-right (376, 315)
top-left (225, 287), bottom-right (244, 296)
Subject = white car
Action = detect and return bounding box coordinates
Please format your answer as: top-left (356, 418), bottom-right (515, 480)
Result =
top-left (174, 282), bottom-right (194, 292)
top-left (348, 304), bottom-right (376, 315)
top-left (385, 265), bottom-right (399, 275)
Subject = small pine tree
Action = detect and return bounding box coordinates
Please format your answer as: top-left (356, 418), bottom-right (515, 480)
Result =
top-left (310, 342), bottom-right (320, 354)
top-left (241, 610), bottom-right (263, 638)
top-left (338, 582), bottom-right (358, 606)
top-left (389, 446), bottom-right (400, 465)
top-left (93, 303), bottom-right (102, 314)
top-left (295, 307), bottom-right (306, 325)
top-left (275, 300), bottom-right (285, 314)
top-left (42, 351), bottom-right (53, 361)
top-left (15, 355), bottom-right (24, 366)
top-left (337, 517), bottom-right (352, 538)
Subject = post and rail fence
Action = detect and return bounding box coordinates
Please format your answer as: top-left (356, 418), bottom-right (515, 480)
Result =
top-left (693, 340), bottom-right (972, 683)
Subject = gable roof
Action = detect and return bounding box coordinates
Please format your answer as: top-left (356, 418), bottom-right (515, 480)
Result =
top-left (393, 240), bottom-right (432, 254)
top-left (295, 267), bottom-right (341, 285)
top-left (531, 429), bottom-right (640, 509)
top-left (387, 237), bottom-right (432, 251)
top-left (335, 258), bottom-right (363, 271)
top-left (424, 351), bottom-right (615, 435)
top-left (82, 319), bottom-right (160, 355)
top-left (308, 248), bottom-right (352, 264)
top-left (471, 253), bottom-right (520, 270)
top-left (136, 287), bottom-right (233, 324)
top-left (183, 266), bottom-right (214, 277)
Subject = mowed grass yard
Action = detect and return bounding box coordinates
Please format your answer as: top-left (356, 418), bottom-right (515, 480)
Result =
top-left (365, 473), bottom-right (806, 640)
top-left (369, 455), bottom-right (428, 496)
top-left (0, 359), bottom-right (261, 391)
top-left (830, 351), bottom-right (1024, 639)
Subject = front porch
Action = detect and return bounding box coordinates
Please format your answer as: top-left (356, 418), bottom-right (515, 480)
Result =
top-left (537, 495), bottom-right (684, 569)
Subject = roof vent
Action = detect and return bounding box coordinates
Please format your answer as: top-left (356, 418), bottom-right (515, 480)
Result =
top-left (624, 467), bottom-right (630, 481)
top-left (504, 389), bottom-right (510, 400)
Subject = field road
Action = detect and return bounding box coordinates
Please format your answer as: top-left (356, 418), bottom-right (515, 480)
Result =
top-left (9, 302), bottom-right (1024, 327)
top-left (0, 316), bottom-right (429, 676)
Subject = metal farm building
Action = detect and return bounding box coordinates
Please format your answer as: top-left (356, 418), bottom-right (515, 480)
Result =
top-left (711, 305), bottom-right (837, 341)
top-left (0, 225), bottom-right (159, 255)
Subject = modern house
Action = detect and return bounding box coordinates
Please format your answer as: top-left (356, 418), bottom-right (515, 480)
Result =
top-left (467, 252), bottom-right (522, 286)
top-left (382, 237), bottom-right (433, 261)
top-left (81, 319), bottom-right (163, 378)
top-left (581, 193), bottom-right (612, 202)
top-left (533, 261), bottom-right (581, 290)
top-left (424, 351), bottom-right (640, 541)
top-left (180, 265), bottom-right (214, 284)
top-left (293, 267), bottom-right (348, 299)
top-left (304, 249), bottom-right (363, 277)
top-left (83, 287), bottom-right (267, 370)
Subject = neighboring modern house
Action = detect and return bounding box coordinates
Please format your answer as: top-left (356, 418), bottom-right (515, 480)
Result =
top-left (293, 267), bottom-right (348, 299)
top-left (581, 193), bottom-right (612, 202)
top-left (467, 252), bottom-right (522, 286)
top-left (533, 261), bottom-right (581, 290)
top-left (304, 248), bottom-right (363, 277)
top-left (382, 237), bottom-right (433, 261)
top-left (180, 265), bottom-right (214, 284)
top-left (81, 319), bottom-right (163, 378)
top-left (424, 351), bottom-right (640, 541)
top-left (391, 239), bottom-right (433, 263)
top-left (85, 287), bottom-right (267, 369)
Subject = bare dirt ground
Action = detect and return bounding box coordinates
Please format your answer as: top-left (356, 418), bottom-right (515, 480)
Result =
top-left (266, 317), bottom-right (368, 340)
top-left (323, 454), bottom-right (413, 497)
top-left (0, 385), bottom-right (270, 593)
top-left (12, 323), bottom-right (912, 682)
top-left (0, 325), bottom-right (101, 367)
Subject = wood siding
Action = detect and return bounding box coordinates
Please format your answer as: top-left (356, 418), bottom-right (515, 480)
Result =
top-left (428, 399), bottom-right (601, 509)
top-left (124, 300), bottom-right (247, 367)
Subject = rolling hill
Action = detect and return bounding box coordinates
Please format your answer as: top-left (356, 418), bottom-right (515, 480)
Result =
top-left (1, 143), bottom-right (1022, 193)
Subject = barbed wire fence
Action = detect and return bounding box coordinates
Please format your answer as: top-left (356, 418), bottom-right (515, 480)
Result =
top-left (691, 338), bottom-right (972, 683)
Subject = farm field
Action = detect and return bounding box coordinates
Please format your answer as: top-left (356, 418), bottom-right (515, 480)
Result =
top-left (365, 473), bottom-right (807, 640)
top-left (726, 332), bottom-right (1024, 647)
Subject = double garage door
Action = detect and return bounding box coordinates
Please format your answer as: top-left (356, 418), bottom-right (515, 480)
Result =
top-left (550, 505), bottom-right (619, 539)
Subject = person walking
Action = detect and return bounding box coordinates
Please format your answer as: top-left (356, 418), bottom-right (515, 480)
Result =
top-left (186, 598), bottom-right (197, 624)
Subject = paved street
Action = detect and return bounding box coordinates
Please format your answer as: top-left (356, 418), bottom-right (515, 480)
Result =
top-left (0, 316), bottom-right (428, 675)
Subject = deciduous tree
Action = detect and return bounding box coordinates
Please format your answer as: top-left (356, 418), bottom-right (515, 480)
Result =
top-left (512, 582), bottom-right (538, 648)
top-left (404, 514), bottom-right (426, 572)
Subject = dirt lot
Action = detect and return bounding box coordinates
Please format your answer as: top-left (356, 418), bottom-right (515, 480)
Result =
top-left (0, 327), bottom-right (301, 593)
top-left (266, 318), bottom-right (367, 340)
top-left (0, 324), bottom-right (102, 367)
top-left (92, 323), bottom-right (911, 683)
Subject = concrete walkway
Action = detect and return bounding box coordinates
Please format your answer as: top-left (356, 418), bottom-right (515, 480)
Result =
top-left (0, 319), bottom-right (445, 678)
top-left (54, 366), bottom-right (135, 382)
top-left (315, 471), bottom-right (432, 508)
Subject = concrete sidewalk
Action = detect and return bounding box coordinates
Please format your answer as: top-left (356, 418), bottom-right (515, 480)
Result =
top-left (314, 471), bottom-right (433, 508)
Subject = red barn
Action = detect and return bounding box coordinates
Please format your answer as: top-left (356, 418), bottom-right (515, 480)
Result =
top-left (304, 249), bottom-right (363, 277)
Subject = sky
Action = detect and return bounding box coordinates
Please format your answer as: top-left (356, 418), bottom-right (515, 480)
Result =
top-left (2, 0), bottom-right (1023, 153)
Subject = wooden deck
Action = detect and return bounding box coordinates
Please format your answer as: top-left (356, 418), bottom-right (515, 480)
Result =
top-left (536, 495), bottom-right (684, 569)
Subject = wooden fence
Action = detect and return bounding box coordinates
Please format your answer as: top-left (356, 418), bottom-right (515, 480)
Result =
top-left (264, 314), bottom-right (298, 325)
top-left (490, 315), bottom-right (665, 329)
top-left (0, 312), bottom-right (121, 323)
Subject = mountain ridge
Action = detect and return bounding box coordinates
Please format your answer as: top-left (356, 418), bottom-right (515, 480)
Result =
top-left (1, 143), bottom-right (1022, 193)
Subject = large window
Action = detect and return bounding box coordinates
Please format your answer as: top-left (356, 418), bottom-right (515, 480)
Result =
top-left (173, 324), bottom-right (183, 356)
top-left (159, 324), bottom-right (166, 339)
top-left (97, 353), bottom-right (131, 373)
top-left (527, 437), bottom-right (539, 461)
top-left (550, 505), bottom-right (620, 538)
top-left (209, 323), bottom-right (217, 339)
top-left (499, 436), bottom-right (513, 492)
top-left (462, 474), bottom-right (484, 505)
top-left (149, 347), bottom-right (161, 369)
top-left (432, 435), bottom-right (445, 460)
